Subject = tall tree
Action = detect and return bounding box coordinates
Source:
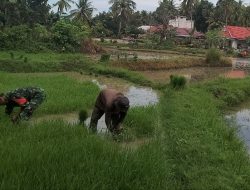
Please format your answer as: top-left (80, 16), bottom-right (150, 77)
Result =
top-left (69, 0), bottom-right (95, 27)
top-left (0, 0), bottom-right (18, 27)
top-left (26, 0), bottom-right (51, 26)
top-left (194, 0), bottom-right (214, 33)
top-left (242, 5), bottom-right (250, 27)
top-left (109, 0), bottom-right (136, 37)
top-left (155, 0), bottom-right (177, 42)
top-left (213, 0), bottom-right (237, 26)
top-left (180, 0), bottom-right (199, 29)
top-left (53, 0), bottom-right (75, 15)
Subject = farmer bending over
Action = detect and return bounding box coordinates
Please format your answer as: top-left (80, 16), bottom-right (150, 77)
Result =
top-left (0, 87), bottom-right (46, 123)
top-left (90, 89), bottom-right (130, 135)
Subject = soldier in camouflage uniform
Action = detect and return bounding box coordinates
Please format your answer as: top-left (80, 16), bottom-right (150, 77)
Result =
top-left (0, 87), bottom-right (46, 123)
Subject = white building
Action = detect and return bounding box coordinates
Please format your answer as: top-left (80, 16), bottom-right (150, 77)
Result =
top-left (169, 16), bottom-right (194, 29)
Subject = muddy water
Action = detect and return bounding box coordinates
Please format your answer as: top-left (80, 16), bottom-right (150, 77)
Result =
top-left (141, 58), bottom-right (250, 83)
top-left (225, 101), bottom-right (250, 154)
top-left (142, 67), bottom-right (232, 83)
top-left (33, 76), bottom-right (159, 133)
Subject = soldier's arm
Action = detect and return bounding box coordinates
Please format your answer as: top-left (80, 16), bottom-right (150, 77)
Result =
top-left (12, 98), bottom-right (29, 122)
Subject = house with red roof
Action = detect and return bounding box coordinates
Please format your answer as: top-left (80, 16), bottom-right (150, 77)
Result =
top-left (139, 25), bottom-right (204, 39)
top-left (223, 26), bottom-right (250, 49)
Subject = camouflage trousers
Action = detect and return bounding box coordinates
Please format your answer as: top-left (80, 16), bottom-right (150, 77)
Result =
top-left (19, 89), bottom-right (46, 120)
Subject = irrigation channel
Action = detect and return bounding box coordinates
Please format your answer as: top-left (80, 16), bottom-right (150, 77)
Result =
top-left (225, 99), bottom-right (250, 154)
top-left (33, 58), bottom-right (250, 136)
top-left (33, 73), bottom-right (159, 133)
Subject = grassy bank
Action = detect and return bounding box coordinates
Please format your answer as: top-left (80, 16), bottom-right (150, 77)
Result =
top-left (112, 57), bottom-right (206, 71)
top-left (159, 79), bottom-right (250, 189)
top-left (0, 51), bottom-right (153, 87)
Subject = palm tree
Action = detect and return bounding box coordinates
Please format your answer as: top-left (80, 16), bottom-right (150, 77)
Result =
top-left (69, 0), bottom-right (95, 27)
top-left (0, 0), bottom-right (17, 27)
top-left (53, 0), bottom-right (75, 15)
top-left (109, 0), bottom-right (136, 37)
top-left (181, 0), bottom-right (199, 29)
top-left (155, 0), bottom-right (177, 43)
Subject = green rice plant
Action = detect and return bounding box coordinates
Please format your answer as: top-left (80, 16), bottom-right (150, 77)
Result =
top-left (24, 57), bottom-right (28, 63)
top-left (170, 75), bottom-right (187, 89)
top-left (206, 48), bottom-right (221, 65)
top-left (159, 86), bottom-right (250, 189)
top-left (10, 52), bottom-right (14, 59)
top-left (0, 120), bottom-right (171, 190)
top-left (78, 109), bottom-right (88, 124)
top-left (124, 106), bottom-right (159, 139)
top-left (99, 54), bottom-right (111, 62)
top-left (0, 73), bottom-right (99, 116)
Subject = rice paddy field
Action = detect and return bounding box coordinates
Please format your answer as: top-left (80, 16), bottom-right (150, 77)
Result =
top-left (0, 52), bottom-right (250, 190)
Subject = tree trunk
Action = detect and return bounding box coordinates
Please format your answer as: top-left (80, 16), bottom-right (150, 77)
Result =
top-left (118, 20), bottom-right (122, 38)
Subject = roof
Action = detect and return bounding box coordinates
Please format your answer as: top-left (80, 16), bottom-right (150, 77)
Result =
top-left (138, 25), bottom-right (204, 38)
top-left (176, 28), bottom-right (204, 38)
top-left (223, 26), bottom-right (250, 40)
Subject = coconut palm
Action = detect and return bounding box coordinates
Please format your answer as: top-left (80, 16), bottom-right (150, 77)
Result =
top-left (53, 0), bottom-right (75, 15)
top-left (69, 0), bottom-right (95, 27)
top-left (155, 0), bottom-right (177, 43)
top-left (181, 0), bottom-right (199, 29)
top-left (109, 0), bottom-right (136, 37)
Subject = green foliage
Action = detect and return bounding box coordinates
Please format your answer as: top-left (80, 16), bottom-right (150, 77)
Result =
top-left (205, 29), bottom-right (224, 48)
top-left (206, 78), bottom-right (250, 107)
top-left (160, 85), bottom-right (250, 189)
top-left (79, 109), bottom-right (88, 124)
top-left (206, 48), bottom-right (221, 65)
top-left (124, 106), bottom-right (158, 139)
top-left (0, 73), bottom-right (99, 115)
top-left (51, 20), bottom-right (89, 52)
top-left (170, 75), bottom-right (187, 89)
top-left (99, 54), bottom-right (111, 62)
top-left (0, 21), bottom-right (90, 52)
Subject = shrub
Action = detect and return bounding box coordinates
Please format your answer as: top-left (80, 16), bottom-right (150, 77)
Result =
top-left (219, 57), bottom-right (232, 66)
top-left (51, 20), bottom-right (89, 52)
top-left (79, 110), bottom-right (88, 124)
top-left (100, 37), bottom-right (105, 43)
top-left (170, 75), bottom-right (187, 89)
top-left (99, 54), bottom-right (111, 62)
top-left (206, 48), bottom-right (221, 65)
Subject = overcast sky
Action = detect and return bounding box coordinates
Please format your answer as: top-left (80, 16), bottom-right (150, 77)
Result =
top-left (48, 0), bottom-right (250, 15)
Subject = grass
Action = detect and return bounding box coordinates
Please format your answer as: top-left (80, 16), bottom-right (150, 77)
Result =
top-left (0, 51), bottom-right (154, 87)
top-left (0, 51), bottom-right (250, 189)
top-left (1, 76), bottom-right (250, 189)
top-left (122, 106), bottom-right (160, 140)
top-left (0, 72), bottom-right (99, 116)
top-left (159, 83), bottom-right (250, 189)
top-left (0, 121), bottom-right (168, 190)
top-left (111, 57), bottom-right (206, 71)
top-left (205, 77), bottom-right (250, 107)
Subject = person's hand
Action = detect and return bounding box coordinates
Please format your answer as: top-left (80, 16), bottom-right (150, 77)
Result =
top-left (11, 115), bottom-right (20, 124)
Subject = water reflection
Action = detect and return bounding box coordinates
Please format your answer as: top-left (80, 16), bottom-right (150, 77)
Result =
top-left (84, 81), bottom-right (159, 132)
top-left (226, 109), bottom-right (250, 154)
